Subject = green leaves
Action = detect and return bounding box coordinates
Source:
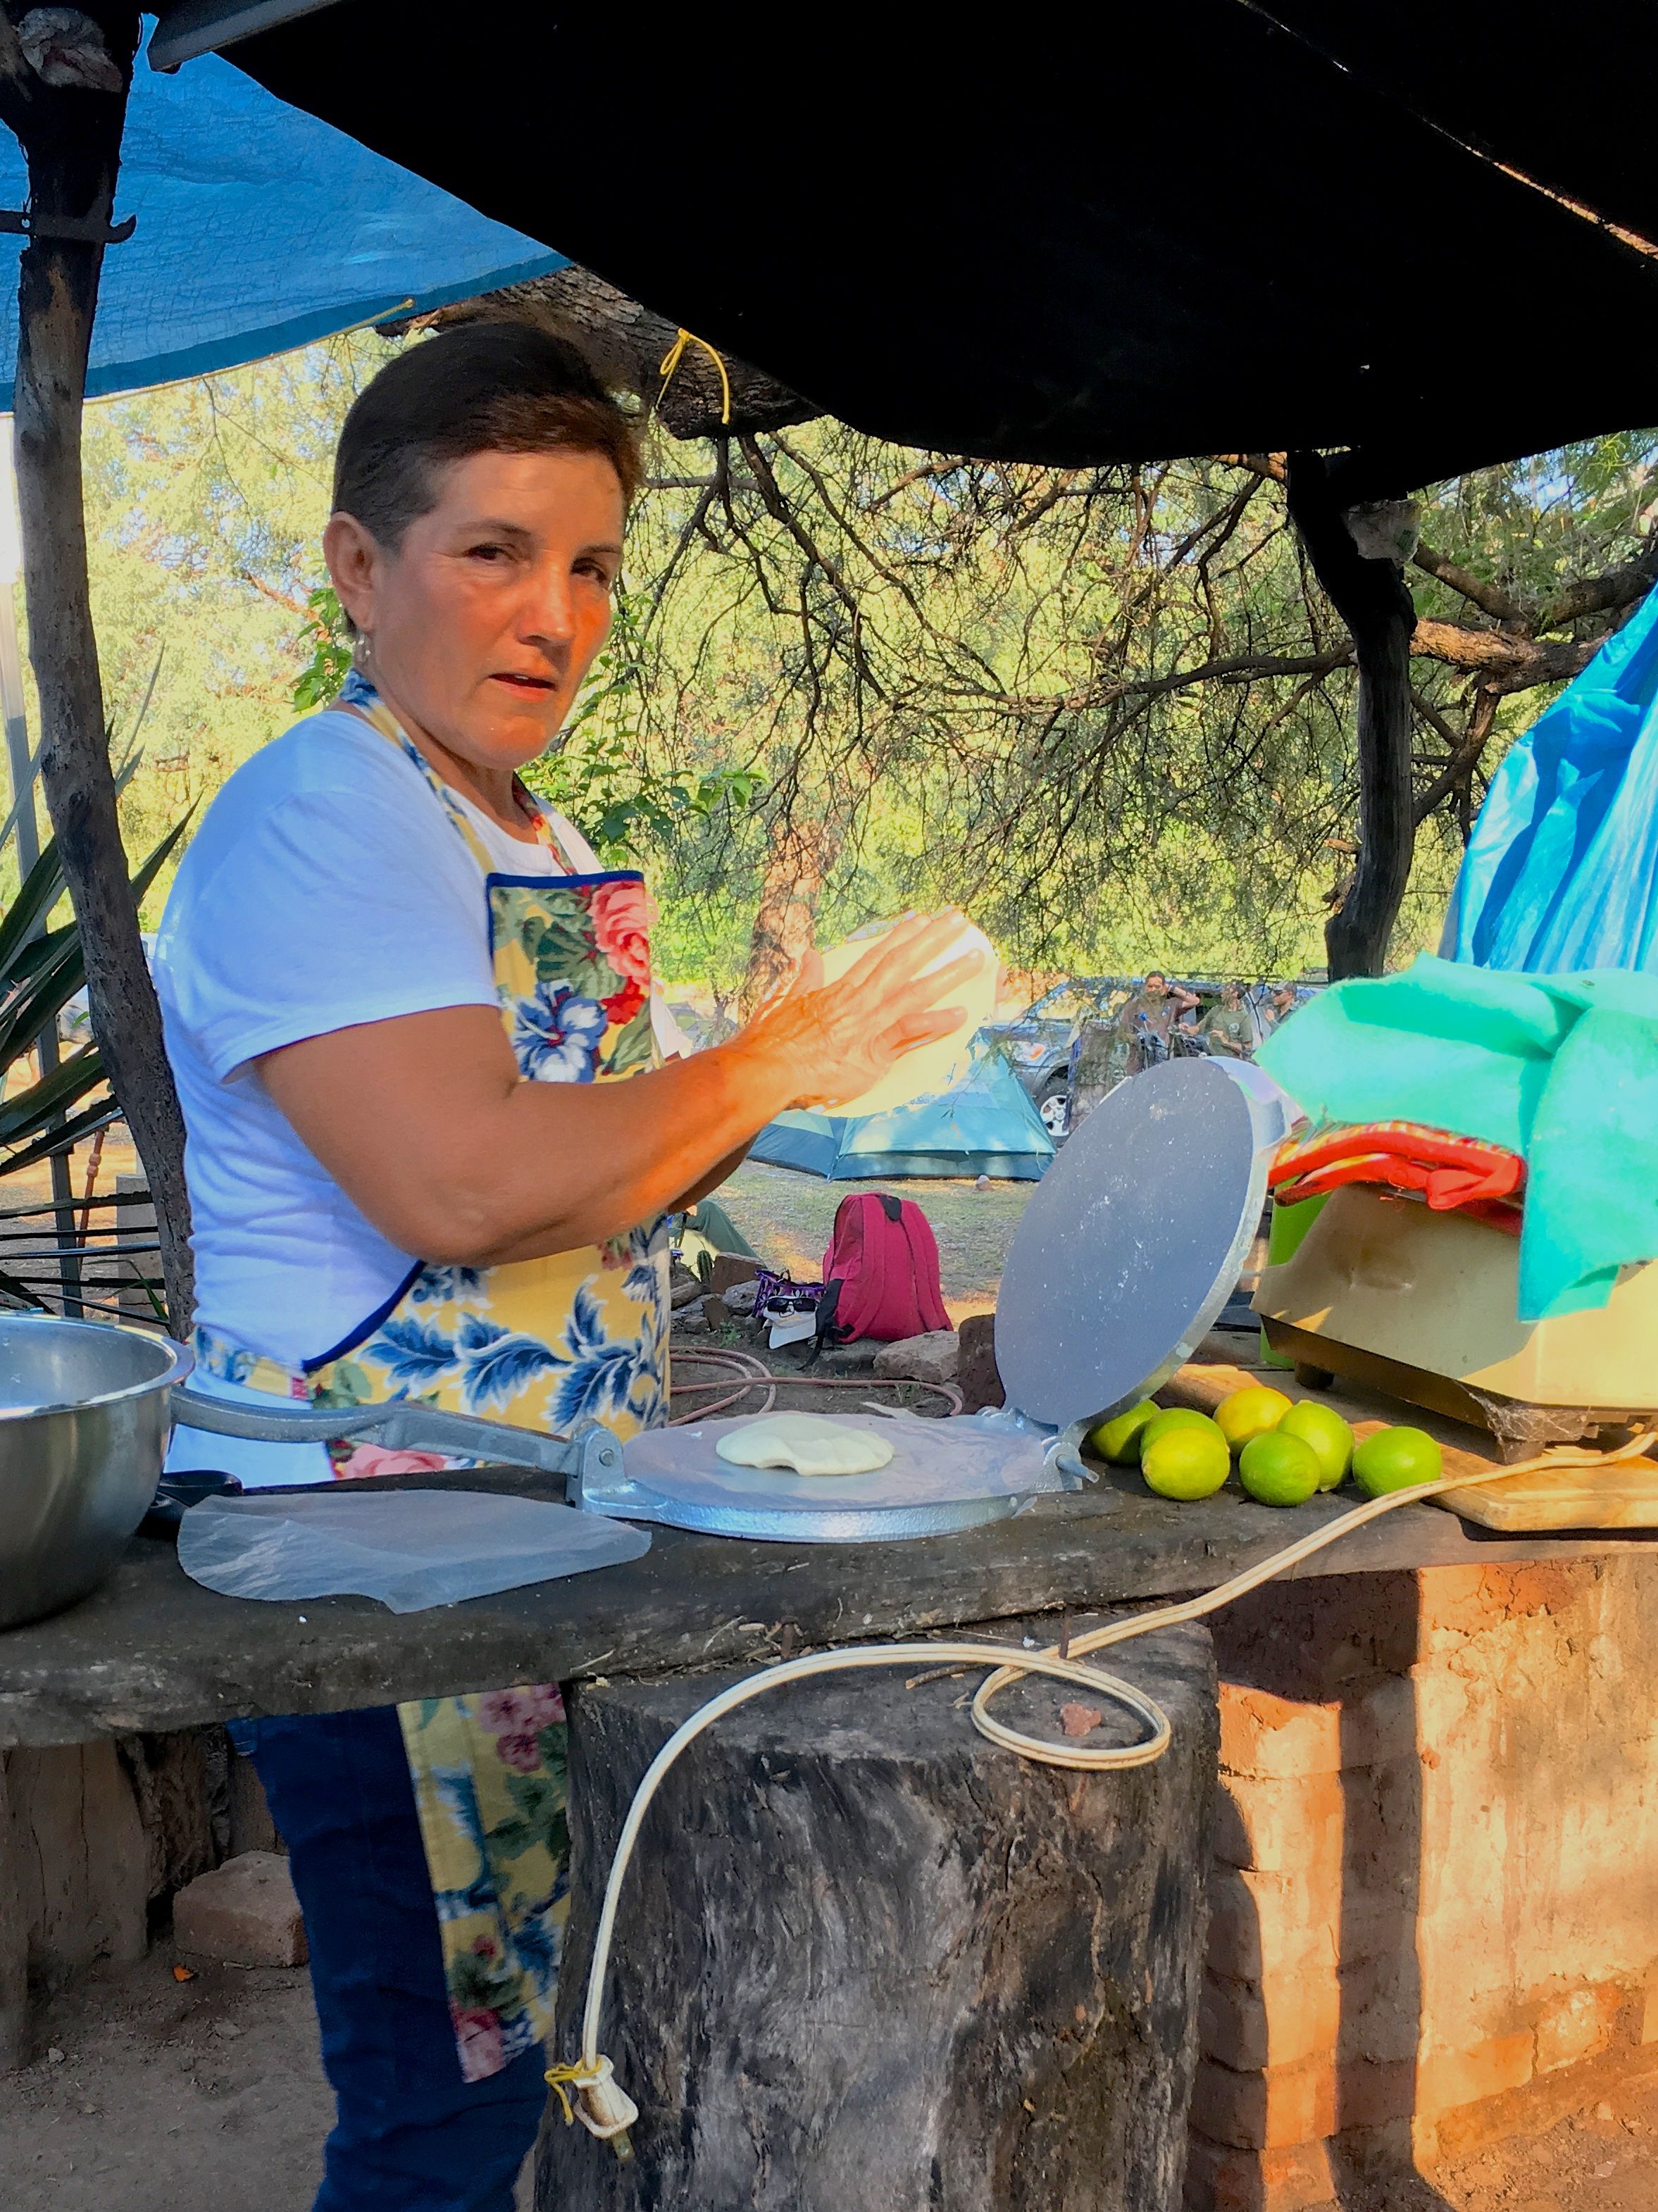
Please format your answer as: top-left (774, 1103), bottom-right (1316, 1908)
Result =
top-left (292, 585), bottom-right (352, 711)
top-left (0, 813), bottom-right (192, 1185)
top-left (529, 727), bottom-right (764, 870)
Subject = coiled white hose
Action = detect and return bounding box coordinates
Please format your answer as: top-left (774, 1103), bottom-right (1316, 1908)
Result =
top-left (558, 1427), bottom-right (1656, 2147)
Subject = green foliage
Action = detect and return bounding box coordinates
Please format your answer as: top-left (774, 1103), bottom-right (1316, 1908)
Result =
top-left (293, 585), bottom-right (352, 709)
top-left (0, 817), bottom-right (188, 1304)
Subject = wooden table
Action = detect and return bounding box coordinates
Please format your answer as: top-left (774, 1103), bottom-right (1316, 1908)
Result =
top-left (1, 1362), bottom-right (1650, 1751)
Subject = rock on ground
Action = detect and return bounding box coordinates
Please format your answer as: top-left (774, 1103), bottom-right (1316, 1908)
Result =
top-left (173, 1853), bottom-right (306, 1968)
top-left (873, 1329), bottom-right (959, 1384)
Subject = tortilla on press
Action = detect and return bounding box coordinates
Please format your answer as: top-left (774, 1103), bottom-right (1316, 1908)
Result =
top-left (714, 1412), bottom-right (895, 1477)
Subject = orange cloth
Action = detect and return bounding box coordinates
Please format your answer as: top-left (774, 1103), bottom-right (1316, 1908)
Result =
top-left (1270, 1119), bottom-right (1525, 1234)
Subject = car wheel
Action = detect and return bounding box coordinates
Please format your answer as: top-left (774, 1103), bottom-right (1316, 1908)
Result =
top-left (1037, 1082), bottom-right (1069, 1137)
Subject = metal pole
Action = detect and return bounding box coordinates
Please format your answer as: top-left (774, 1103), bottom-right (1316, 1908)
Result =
top-left (0, 423), bottom-right (81, 1314)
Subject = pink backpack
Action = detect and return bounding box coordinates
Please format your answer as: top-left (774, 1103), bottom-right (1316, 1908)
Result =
top-left (816, 1194), bottom-right (950, 1345)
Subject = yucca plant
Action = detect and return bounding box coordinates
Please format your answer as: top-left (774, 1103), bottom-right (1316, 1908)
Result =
top-left (0, 815), bottom-right (188, 1308)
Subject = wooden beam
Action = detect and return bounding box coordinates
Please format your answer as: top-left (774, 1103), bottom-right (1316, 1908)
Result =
top-left (1287, 449), bottom-right (1419, 980)
top-left (0, 4), bottom-right (194, 1327)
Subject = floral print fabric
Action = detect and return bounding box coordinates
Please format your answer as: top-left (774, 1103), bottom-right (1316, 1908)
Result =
top-left (223, 675), bottom-right (668, 2080)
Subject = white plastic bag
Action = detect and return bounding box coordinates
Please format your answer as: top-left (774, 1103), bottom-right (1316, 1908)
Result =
top-left (177, 1487), bottom-right (649, 1613)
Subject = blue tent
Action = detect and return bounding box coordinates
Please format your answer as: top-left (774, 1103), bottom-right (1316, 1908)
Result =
top-left (749, 1052), bottom-right (1054, 1180)
top-left (0, 50), bottom-right (564, 406)
top-left (1441, 584), bottom-right (1658, 971)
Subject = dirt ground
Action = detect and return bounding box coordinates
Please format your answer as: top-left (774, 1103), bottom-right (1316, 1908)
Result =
top-left (0, 1947), bottom-right (538, 2211)
top-left (2, 1947), bottom-right (1655, 2211)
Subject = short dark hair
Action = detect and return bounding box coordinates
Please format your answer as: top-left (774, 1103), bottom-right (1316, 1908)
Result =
top-left (332, 321), bottom-right (643, 549)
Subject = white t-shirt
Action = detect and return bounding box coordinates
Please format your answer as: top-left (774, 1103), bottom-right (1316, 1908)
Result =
top-left (154, 706), bottom-right (600, 1381)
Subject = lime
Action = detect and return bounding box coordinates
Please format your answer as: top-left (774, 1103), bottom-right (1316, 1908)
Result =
top-left (1238, 1430), bottom-right (1322, 1506)
top-left (1352, 1425), bottom-right (1443, 1497)
top-left (1087, 1400), bottom-right (1159, 1465)
top-left (1278, 1400), bottom-right (1355, 1491)
top-left (1140, 1406), bottom-right (1218, 1454)
top-left (1140, 1420), bottom-right (1231, 1501)
top-left (1214, 1386), bottom-right (1294, 1453)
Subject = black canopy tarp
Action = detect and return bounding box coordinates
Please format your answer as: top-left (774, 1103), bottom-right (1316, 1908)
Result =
top-left (220, 0), bottom-right (1658, 488)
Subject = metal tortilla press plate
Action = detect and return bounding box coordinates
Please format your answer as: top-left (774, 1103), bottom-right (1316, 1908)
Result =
top-left (581, 1413), bottom-right (1063, 1544)
top-left (994, 1058), bottom-right (1288, 1432)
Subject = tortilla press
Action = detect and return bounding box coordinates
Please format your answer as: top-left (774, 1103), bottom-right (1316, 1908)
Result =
top-left (579, 1057), bottom-right (1291, 1544)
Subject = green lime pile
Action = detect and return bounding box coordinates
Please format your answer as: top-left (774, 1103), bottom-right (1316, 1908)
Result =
top-left (1087, 1381), bottom-right (1441, 1508)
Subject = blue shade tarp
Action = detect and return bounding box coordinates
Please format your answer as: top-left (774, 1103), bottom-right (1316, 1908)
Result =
top-left (750, 1052), bottom-right (1054, 1181)
top-left (1258, 954), bottom-right (1658, 1321)
top-left (0, 49), bottom-right (565, 406)
top-left (1440, 585), bottom-right (1658, 971)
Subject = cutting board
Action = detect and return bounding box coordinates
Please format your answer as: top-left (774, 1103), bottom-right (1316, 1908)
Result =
top-left (1429, 1457), bottom-right (1658, 1532)
top-left (1162, 1362), bottom-right (1658, 1532)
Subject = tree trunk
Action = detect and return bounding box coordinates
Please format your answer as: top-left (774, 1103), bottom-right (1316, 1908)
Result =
top-left (541, 1617), bottom-right (1217, 2212)
top-left (741, 815), bottom-right (837, 1012)
top-left (0, 6), bottom-right (194, 1329)
top-left (1287, 451), bottom-right (1419, 981)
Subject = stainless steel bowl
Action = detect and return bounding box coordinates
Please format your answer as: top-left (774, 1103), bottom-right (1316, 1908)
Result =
top-left (0, 1315), bottom-right (193, 1630)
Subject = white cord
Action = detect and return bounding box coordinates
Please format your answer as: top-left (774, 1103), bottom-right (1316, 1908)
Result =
top-left (563, 1429), bottom-right (1657, 2141)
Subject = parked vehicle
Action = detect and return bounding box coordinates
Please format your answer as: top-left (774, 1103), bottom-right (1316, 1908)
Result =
top-left (982, 972), bottom-right (1322, 1137)
top-left (978, 977), bottom-right (1127, 1137)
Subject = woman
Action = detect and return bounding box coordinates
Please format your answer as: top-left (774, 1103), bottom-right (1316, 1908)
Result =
top-left (154, 323), bottom-right (978, 2212)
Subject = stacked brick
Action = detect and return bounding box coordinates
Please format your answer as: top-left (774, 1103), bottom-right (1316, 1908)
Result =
top-left (1185, 1559), bottom-right (1658, 2211)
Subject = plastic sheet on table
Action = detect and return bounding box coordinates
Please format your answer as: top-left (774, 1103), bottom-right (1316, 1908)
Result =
top-left (177, 1488), bottom-right (649, 1613)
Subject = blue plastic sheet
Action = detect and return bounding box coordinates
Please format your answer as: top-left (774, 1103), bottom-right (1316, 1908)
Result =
top-left (0, 48), bottom-right (565, 406)
top-left (1441, 584), bottom-right (1658, 971)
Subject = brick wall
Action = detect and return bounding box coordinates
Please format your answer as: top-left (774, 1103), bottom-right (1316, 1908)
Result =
top-left (1186, 1558), bottom-right (1658, 2211)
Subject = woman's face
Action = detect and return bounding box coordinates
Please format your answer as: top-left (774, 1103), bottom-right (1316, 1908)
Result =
top-left (324, 446), bottom-right (625, 775)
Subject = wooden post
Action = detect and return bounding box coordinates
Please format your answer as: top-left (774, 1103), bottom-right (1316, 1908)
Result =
top-left (542, 1618), bottom-right (1218, 2211)
top-left (1286, 449), bottom-right (1419, 982)
top-left (0, 4), bottom-right (193, 1329)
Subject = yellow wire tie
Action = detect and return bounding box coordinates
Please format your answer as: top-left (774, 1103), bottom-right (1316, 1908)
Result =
top-left (657, 327), bottom-right (732, 425)
top-left (544, 2056), bottom-right (605, 2126)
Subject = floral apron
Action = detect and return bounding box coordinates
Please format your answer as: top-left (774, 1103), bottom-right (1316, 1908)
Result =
top-left (197, 672), bottom-right (669, 2081)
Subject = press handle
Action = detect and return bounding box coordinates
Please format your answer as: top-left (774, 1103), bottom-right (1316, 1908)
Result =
top-left (169, 1385), bottom-right (615, 1481)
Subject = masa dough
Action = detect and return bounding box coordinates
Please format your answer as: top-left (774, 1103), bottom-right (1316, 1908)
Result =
top-left (816, 919), bottom-right (999, 1117)
top-left (715, 1412), bottom-right (895, 1477)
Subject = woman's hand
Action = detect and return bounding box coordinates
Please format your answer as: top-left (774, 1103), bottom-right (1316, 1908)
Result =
top-left (733, 911), bottom-right (985, 1108)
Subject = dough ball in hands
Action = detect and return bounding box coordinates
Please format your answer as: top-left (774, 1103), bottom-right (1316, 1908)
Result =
top-left (715, 1413), bottom-right (895, 1477)
top-left (814, 919), bottom-right (999, 1116)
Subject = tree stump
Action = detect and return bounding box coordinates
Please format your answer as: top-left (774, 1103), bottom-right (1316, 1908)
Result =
top-left (540, 1616), bottom-right (1217, 2212)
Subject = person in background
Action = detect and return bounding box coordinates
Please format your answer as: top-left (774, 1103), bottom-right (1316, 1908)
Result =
top-left (1259, 981), bottom-right (1302, 1037)
top-left (1118, 970), bottom-right (1199, 1073)
top-left (1203, 980), bottom-right (1255, 1058)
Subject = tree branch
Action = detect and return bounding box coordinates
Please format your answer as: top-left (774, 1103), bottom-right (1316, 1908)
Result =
top-left (1409, 618), bottom-right (1597, 689)
top-left (1537, 539), bottom-right (1658, 630)
top-left (1410, 542), bottom-right (1525, 623)
top-left (1413, 686), bottom-right (1501, 825)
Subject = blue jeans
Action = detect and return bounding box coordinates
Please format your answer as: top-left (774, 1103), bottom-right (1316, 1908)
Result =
top-left (231, 1707), bottom-right (547, 2212)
